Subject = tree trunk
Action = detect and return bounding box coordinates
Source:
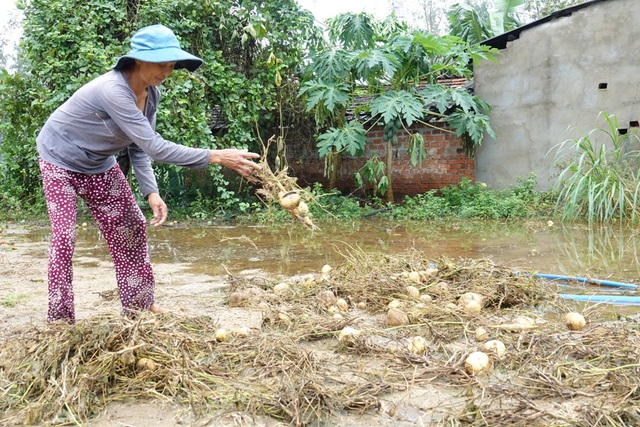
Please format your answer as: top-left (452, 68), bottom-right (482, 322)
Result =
top-left (328, 149), bottom-right (341, 190)
top-left (383, 140), bottom-right (394, 202)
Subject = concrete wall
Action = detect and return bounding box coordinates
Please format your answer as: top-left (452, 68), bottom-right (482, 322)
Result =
top-left (289, 122), bottom-right (473, 200)
top-left (474, 0), bottom-right (640, 190)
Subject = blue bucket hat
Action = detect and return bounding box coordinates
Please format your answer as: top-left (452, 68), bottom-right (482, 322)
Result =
top-left (113, 24), bottom-right (203, 72)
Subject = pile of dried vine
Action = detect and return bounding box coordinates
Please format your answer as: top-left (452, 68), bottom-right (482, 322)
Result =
top-left (2, 249), bottom-right (639, 426)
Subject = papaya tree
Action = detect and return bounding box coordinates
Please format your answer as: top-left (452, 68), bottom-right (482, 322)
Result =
top-left (299, 12), bottom-right (380, 190)
top-left (299, 12), bottom-right (497, 202)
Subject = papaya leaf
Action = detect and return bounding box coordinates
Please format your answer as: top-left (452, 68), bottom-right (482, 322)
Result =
top-left (419, 84), bottom-right (452, 114)
top-left (299, 81), bottom-right (350, 112)
top-left (354, 49), bottom-right (398, 82)
top-left (411, 31), bottom-right (449, 56)
top-left (327, 12), bottom-right (377, 50)
top-left (317, 121), bottom-right (367, 158)
top-left (385, 33), bottom-right (414, 56)
top-left (305, 49), bottom-right (354, 82)
top-left (449, 89), bottom-right (477, 114)
top-left (370, 90), bottom-right (423, 126)
top-left (447, 109), bottom-right (496, 156)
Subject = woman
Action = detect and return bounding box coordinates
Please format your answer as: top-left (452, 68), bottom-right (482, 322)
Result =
top-left (36, 24), bottom-right (260, 323)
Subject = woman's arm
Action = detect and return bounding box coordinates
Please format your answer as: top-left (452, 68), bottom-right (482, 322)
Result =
top-left (209, 148), bottom-right (261, 177)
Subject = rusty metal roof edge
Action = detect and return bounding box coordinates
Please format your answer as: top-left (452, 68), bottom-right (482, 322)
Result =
top-left (345, 77), bottom-right (472, 122)
top-left (481, 0), bottom-right (612, 50)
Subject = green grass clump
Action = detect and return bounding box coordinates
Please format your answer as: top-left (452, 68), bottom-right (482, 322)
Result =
top-left (1, 293), bottom-right (28, 308)
top-left (552, 112), bottom-right (640, 223)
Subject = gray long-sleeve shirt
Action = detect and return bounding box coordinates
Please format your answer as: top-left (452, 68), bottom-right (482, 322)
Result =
top-left (36, 70), bottom-right (210, 197)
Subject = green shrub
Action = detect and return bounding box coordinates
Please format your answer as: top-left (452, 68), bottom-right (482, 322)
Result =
top-left (392, 191), bottom-right (450, 220)
top-left (457, 192), bottom-right (527, 219)
top-left (306, 183), bottom-right (371, 220)
top-left (391, 174), bottom-right (548, 221)
top-left (0, 0), bottom-right (315, 209)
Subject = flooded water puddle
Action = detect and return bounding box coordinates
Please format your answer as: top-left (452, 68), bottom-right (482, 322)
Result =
top-left (130, 219), bottom-right (640, 315)
top-left (11, 218), bottom-right (640, 311)
top-left (17, 217), bottom-right (640, 281)
top-left (134, 219), bottom-right (639, 280)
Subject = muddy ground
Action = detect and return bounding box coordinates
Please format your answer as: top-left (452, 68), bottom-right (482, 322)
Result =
top-left (0, 225), bottom-right (443, 426)
top-left (2, 223), bottom-right (640, 427)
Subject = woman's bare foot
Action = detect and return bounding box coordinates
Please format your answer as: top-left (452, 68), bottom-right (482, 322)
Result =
top-left (149, 303), bottom-right (167, 314)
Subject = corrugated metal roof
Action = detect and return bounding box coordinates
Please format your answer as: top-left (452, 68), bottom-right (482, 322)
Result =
top-left (482, 0), bottom-right (611, 50)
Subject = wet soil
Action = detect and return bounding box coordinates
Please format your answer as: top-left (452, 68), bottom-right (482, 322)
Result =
top-left (2, 219), bottom-right (640, 426)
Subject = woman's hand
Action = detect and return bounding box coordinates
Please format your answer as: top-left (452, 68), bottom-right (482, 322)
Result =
top-left (147, 192), bottom-right (168, 227)
top-left (209, 148), bottom-right (261, 177)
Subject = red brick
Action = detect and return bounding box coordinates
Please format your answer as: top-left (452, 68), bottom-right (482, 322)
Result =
top-left (288, 122), bottom-right (474, 200)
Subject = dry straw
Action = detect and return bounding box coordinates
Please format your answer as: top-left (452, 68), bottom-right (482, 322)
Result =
top-left (2, 249), bottom-right (640, 426)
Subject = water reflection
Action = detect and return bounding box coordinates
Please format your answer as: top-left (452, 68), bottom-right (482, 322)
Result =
top-left (555, 223), bottom-right (640, 279)
top-left (25, 219), bottom-right (640, 283)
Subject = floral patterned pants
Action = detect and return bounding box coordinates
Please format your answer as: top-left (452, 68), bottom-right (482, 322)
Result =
top-left (39, 158), bottom-right (155, 323)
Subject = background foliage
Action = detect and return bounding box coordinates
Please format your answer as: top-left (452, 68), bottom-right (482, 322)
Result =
top-left (0, 0), bottom-right (316, 213)
top-left (0, 0), bottom-right (580, 221)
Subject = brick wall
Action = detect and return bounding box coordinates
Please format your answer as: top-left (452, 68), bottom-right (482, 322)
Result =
top-left (287, 121), bottom-right (474, 201)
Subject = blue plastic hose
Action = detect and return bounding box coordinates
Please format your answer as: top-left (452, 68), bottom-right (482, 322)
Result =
top-left (535, 273), bottom-right (640, 305)
top-left (535, 273), bottom-right (638, 290)
top-left (558, 294), bottom-right (640, 305)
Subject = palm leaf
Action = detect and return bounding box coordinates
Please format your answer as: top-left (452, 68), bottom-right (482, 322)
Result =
top-left (490, 0), bottom-right (526, 35)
